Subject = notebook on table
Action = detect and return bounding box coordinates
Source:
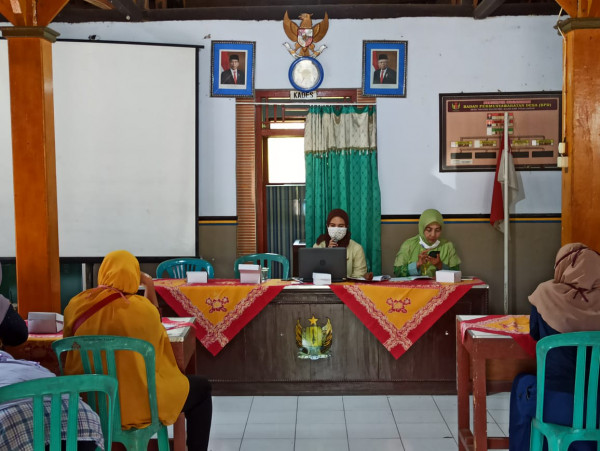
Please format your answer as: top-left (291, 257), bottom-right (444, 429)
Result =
top-left (298, 247), bottom-right (347, 282)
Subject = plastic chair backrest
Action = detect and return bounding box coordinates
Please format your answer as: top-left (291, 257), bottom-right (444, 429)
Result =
top-left (52, 335), bottom-right (170, 451)
top-left (156, 258), bottom-right (215, 279)
top-left (0, 374), bottom-right (117, 451)
top-left (530, 331), bottom-right (600, 451)
top-left (233, 253), bottom-right (290, 280)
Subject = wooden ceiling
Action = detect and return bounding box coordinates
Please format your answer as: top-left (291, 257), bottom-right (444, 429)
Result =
top-left (24, 0), bottom-right (561, 24)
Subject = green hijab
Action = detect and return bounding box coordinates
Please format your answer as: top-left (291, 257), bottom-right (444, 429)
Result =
top-left (419, 209), bottom-right (444, 246)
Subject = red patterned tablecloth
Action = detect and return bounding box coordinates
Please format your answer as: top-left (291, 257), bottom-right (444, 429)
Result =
top-left (155, 278), bottom-right (484, 359)
top-left (154, 279), bottom-right (290, 356)
top-left (459, 314), bottom-right (536, 357)
top-left (330, 279), bottom-right (483, 359)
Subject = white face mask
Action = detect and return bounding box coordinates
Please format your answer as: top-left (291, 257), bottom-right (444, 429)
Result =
top-left (419, 236), bottom-right (440, 250)
top-left (328, 227), bottom-right (347, 242)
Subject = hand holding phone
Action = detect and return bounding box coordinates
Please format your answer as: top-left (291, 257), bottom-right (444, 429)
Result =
top-left (428, 250), bottom-right (440, 258)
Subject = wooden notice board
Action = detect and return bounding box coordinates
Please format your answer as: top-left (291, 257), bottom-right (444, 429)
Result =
top-left (439, 91), bottom-right (561, 172)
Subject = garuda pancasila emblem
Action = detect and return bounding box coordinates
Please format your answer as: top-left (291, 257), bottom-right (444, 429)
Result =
top-left (283, 11), bottom-right (329, 59)
top-left (295, 315), bottom-right (332, 360)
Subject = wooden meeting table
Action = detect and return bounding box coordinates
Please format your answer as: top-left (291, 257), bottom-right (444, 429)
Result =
top-left (456, 315), bottom-right (536, 451)
top-left (156, 280), bottom-right (490, 395)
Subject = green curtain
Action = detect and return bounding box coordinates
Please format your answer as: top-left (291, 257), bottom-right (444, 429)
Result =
top-left (304, 105), bottom-right (382, 274)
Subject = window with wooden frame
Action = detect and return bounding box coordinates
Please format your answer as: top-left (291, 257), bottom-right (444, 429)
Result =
top-left (235, 89), bottom-right (374, 256)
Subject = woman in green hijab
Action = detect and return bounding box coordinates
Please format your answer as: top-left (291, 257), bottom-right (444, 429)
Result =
top-left (393, 209), bottom-right (461, 277)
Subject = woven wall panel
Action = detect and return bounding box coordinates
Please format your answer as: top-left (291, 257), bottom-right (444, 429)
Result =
top-left (236, 99), bottom-right (257, 257)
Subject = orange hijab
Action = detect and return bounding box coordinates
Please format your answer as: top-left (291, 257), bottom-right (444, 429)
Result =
top-left (63, 250), bottom-right (189, 428)
top-left (529, 243), bottom-right (600, 333)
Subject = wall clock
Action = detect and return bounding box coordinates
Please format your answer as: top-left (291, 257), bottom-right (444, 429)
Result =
top-left (288, 57), bottom-right (324, 93)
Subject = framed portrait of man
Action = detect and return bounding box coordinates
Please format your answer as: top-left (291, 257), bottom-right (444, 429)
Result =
top-left (362, 41), bottom-right (407, 97)
top-left (211, 41), bottom-right (255, 97)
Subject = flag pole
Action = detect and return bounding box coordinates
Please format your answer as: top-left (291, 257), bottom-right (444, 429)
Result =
top-left (503, 112), bottom-right (509, 314)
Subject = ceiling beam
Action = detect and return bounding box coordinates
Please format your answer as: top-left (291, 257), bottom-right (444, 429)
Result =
top-left (109, 0), bottom-right (143, 21)
top-left (45, 1), bottom-right (561, 23)
top-left (474, 0), bottom-right (506, 18)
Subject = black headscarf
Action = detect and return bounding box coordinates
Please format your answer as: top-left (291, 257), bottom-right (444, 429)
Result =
top-left (315, 208), bottom-right (352, 248)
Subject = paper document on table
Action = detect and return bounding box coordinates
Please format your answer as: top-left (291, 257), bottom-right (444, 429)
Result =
top-left (349, 275), bottom-right (391, 282)
top-left (389, 276), bottom-right (432, 282)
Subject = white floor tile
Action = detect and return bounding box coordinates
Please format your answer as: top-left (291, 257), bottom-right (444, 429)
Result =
top-left (397, 422), bottom-right (452, 439)
top-left (488, 408), bottom-right (510, 424)
top-left (298, 396), bottom-right (344, 411)
top-left (343, 395), bottom-right (390, 410)
top-left (240, 438), bottom-right (295, 451)
top-left (247, 409), bottom-right (297, 424)
top-left (297, 409), bottom-right (346, 424)
top-left (296, 438), bottom-right (349, 451)
top-left (346, 422), bottom-right (400, 439)
top-left (212, 410), bottom-right (250, 424)
top-left (432, 395), bottom-right (458, 409)
top-left (207, 438), bottom-right (242, 451)
top-left (393, 408), bottom-right (444, 423)
top-left (402, 437), bottom-right (457, 451)
top-left (486, 392), bottom-right (511, 410)
top-left (209, 422), bottom-right (247, 439)
top-left (498, 422), bottom-right (510, 436)
top-left (345, 409), bottom-right (395, 424)
top-left (295, 422), bottom-right (348, 439)
top-left (388, 395), bottom-right (437, 410)
top-left (213, 396), bottom-right (253, 412)
top-left (250, 396), bottom-right (298, 411)
top-left (208, 393), bottom-right (511, 449)
top-left (243, 422), bottom-right (295, 439)
top-left (486, 422), bottom-right (506, 437)
top-left (349, 438), bottom-right (404, 451)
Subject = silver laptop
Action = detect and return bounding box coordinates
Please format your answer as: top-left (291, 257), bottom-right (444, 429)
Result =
top-left (298, 247), bottom-right (347, 282)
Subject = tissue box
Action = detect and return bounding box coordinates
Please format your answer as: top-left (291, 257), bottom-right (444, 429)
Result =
top-left (436, 270), bottom-right (462, 283)
top-left (239, 263), bottom-right (261, 284)
top-left (187, 271), bottom-right (208, 284)
top-left (312, 272), bottom-right (332, 285)
top-left (28, 312), bottom-right (64, 334)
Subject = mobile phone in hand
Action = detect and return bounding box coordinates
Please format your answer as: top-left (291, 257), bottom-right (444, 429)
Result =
top-left (428, 250), bottom-right (440, 258)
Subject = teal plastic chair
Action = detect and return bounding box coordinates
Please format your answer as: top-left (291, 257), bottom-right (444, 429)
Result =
top-left (52, 335), bottom-right (170, 451)
top-left (233, 253), bottom-right (290, 280)
top-left (530, 331), bottom-right (600, 451)
top-left (0, 374), bottom-right (117, 451)
top-left (156, 258), bottom-right (215, 279)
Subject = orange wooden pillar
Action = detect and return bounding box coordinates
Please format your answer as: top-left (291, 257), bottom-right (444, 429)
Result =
top-left (0, 27), bottom-right (61, 316)
top-left (556, 6), bottom-right (600, 251)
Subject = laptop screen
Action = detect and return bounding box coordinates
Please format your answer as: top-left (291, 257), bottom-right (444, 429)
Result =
top-left (298, 247), bottom-right (347, 282)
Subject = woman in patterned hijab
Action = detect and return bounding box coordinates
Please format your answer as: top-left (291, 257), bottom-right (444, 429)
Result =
top-left (509, 243), bottom-right (600, 451)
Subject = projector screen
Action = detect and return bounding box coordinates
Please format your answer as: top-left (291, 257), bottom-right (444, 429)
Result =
top-left (0, 40), bottom-right (199, 259)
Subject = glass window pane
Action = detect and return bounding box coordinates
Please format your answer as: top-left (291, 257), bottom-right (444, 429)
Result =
top-left (270, 122), bottom-right (305, 130)
top-left (268, 137), bottom-right (305, 183)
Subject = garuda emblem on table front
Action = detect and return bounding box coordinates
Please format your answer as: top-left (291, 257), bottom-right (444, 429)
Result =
top-left (283, 11), bottom-right (329, 58)
top-left (296, 315), bottom-right (332, 360)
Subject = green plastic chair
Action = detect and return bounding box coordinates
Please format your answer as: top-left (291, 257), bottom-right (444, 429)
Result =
top-left (530, 331), bottom-right (600, 451)
top-left (233, 253), bottom-right (290, 280)
top-left (0, 374), bottom-right (117, 451)
top-left (156, 258), bottom-right (215, 279)
top-left (52, 335), bottom-right (170, 451)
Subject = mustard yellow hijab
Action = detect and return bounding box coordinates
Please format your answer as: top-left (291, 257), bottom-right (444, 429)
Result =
top-left (63, 250), bottom-right (189, 428)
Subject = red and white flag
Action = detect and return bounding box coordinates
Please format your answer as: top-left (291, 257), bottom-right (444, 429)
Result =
top-left (490, 134), bottom-right (523, 234)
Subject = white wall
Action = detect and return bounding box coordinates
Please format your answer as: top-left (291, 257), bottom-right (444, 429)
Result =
top-left (18, 15), bottom-right (563, 217)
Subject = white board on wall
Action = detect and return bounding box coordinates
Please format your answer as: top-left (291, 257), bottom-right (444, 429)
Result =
top-left (0, 40), bottom-right (199, 258)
